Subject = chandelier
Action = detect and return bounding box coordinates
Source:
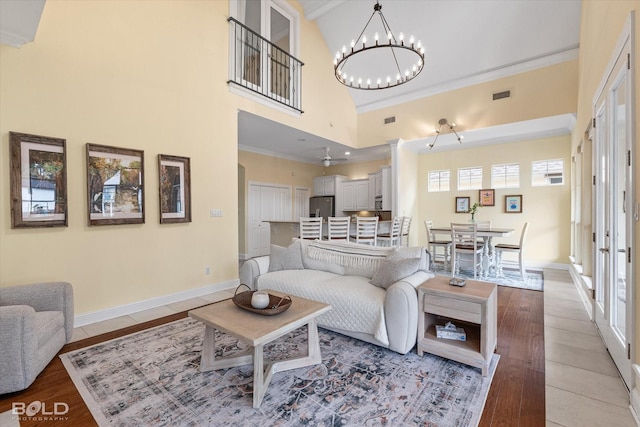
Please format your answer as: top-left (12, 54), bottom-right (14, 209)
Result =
top-left (333, 1), bottom-right (425, 90)
top-left (428, 119), bottom-right (463, 149)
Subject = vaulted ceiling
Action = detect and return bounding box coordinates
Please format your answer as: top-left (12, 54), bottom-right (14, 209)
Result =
top-left (0, 0), bottom-right (581, 166)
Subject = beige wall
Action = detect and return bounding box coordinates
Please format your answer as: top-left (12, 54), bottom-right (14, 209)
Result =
top-left (324, 158), bottom-right (390, 179)
top-left (356, 60), bottom-right (579, 148)
top-left (573, 1), bottom-right (640, 355)
top-left (417, 135), bottom-right (572, 265)
top-left (0, 0), bottom-right (358, 315)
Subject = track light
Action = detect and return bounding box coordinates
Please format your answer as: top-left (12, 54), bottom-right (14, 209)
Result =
top-left (428, 118), bottom-right (463, 150)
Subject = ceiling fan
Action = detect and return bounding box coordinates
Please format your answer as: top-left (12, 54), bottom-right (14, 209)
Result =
top-left (320, 147), bottom-right (347, 167)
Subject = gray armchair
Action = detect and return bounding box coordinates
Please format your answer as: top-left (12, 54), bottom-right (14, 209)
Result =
top-left (0, 282), bottom-right (74, 394)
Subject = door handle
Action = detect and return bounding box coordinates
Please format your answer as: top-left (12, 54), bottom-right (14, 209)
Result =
top-left (599, 247), bottom-right (610, 253)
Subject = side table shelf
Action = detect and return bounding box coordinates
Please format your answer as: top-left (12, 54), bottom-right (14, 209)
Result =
top-left (417, 276), bottom-right (497, 376)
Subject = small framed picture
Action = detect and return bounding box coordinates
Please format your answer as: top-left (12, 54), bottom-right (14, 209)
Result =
top-left (455, 196), bottom-right (470, 213)
top-left (505, 195), bottom-right (522, 213)
top-left (158, 154), bottom-right (191, 224)
top-left (86, 143), bottom-right (145, 226)
top-left (479, 189), bottom-right (495, 206)
top-left (10, 132), bottom-right (68, 228)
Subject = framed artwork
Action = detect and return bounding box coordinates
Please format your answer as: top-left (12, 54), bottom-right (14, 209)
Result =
top-left (479, 189), bottom-right (495, 206)
top-left (86, 144), bottom-right (145, 226)
top-left (455, 196), bottom-right (470, 213)
top-left (9, 132), bottom-right (68, 228)
top-left (158, 154), bottom-right (191, 224)
top-left (505, 195), bottom-right (523, 213)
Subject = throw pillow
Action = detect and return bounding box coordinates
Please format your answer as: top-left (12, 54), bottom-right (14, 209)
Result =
top-left (369, 257), bottom-right (420, 290)
top-left (268, 240), bottom-right (304, 272)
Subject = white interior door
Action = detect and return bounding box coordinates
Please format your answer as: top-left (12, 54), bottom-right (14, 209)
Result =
top-left (248, 183), bottom-right (291, 257)
top-left (593, 29), bottom-right (634, 388)
top-left (294, 187), bottom-right (309, 219)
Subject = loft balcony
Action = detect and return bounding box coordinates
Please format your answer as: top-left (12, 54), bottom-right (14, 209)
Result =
top-left (227, 17), bottom-right (304, 113)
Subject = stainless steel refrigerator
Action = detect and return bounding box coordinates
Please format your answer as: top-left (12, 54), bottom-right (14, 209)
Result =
top-left (309, 196), bottom-right (334, 220)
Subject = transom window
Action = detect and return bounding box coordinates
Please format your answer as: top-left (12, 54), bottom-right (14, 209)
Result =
top-left (428, 170), bottom-right (450, 192)
top-left (491, 163), bottom-right (520, 188)
top-left (458, 167), bottom-right (483, 190)
top-left (532, 159), bottom-right (564, 186)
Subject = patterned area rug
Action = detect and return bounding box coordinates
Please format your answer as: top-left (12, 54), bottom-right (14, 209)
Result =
top-left (432, 263), bottom-right (544, 291)
top-left (61, 318), bottom-right (499, 426)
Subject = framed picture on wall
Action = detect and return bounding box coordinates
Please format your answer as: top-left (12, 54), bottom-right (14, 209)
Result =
top-left (505, 195), bottom-right (523, 213)
top-left (455, 196), bottom-right (470, 213)
top-left (86, 143), bottom-right (145, 226)
top-left (158, 154), bottom-right (191, 224)
top-left (479, 189), bottom-right (495, 206)
top-left (9, 132), bottom-right (68, 228)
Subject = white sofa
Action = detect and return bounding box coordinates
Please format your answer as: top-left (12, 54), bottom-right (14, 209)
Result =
top-left (240, 239), bottom-right (434, 354)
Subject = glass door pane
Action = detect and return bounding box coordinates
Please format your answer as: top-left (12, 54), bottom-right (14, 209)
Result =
top-left (269, 5), bottom-right (291, 101)
top-left (611, 72), bottom-right (627, 342)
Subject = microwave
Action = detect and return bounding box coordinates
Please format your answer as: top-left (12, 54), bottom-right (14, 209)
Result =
top-left (374, 197), bottom-right (383, 210)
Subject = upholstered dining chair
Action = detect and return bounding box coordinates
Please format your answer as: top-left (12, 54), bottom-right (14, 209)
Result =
top-left (495, 222), bottom-right (529, 280)
top-left (450, 222), bottom-right (484, 279)
top-left (327, 216), bottom-right (350, 241)
top-left (351, 216), bottom-right (379, 246)
top-left (377, 216), bottom-right (402, 246)
top-left (299, 217), bottom-right (322, 240)
top-left (400, 216), bottom-right (412, 246)
top-left (424, 220), bottom-right (451, 267)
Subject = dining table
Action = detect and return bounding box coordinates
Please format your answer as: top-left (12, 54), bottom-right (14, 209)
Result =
top-left (430, 225), bottom-right (515, 278)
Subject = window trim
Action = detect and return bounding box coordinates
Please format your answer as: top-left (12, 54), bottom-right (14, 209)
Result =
top-left (491, 162), bottom-right (520, 189)
top-left (531, 158), bottom-right (565, 186)
top-left (428, 169), bottom-right (451, 192)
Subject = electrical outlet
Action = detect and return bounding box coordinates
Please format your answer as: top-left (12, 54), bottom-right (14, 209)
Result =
top-left (209, 209), bottom-right (223, 217)
top-left (205, 266), bottom-right (211, 275)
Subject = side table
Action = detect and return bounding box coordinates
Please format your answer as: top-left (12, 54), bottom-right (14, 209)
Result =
top-left (417, 276), bottom-right (497, 376)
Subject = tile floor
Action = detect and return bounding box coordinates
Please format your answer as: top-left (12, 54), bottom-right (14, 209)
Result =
top-left (544, 269), bottom-right (636, 426)
top-left (67, 270), bottom-right (638, 426)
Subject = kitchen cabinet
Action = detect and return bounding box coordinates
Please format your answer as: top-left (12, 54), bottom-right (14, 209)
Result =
top-left (313, 175), bottom-right (346, 196)
top-left (342, 179), bottom-right (370, 211)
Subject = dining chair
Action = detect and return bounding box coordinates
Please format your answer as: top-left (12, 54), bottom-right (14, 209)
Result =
top-left (424, 220), bottom-right (451, 267)
top-left (299, 217), bottom-right (323, 240)
top-left (495, 222), bottom-right (529, 280)
top-left (350, 216), bottom-right (379, 246)
top-left (327, 216), bottom-right (350, 241)
top-left (400, 216), bottom-right (412, 246)
top-left (377, 216), bottom-right (402, 246)
top-left (450, 222), bottom-right (484, 279)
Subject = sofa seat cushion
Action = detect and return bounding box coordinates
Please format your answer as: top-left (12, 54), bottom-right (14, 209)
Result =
top-left (256, 270), bottom-right (389, 346)
top-left (33, 311), bottom-right (64, 347)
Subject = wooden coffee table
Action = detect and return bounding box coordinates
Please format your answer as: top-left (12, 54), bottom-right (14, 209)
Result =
top-left (188, 291), bottom-right (331, 408)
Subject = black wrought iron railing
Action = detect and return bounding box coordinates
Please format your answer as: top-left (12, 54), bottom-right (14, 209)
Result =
top-left (227, 17), bottom-right (304, 113)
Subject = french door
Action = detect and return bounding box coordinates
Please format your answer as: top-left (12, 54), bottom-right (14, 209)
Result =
top-left (593, 21), bottom-right (634, 388)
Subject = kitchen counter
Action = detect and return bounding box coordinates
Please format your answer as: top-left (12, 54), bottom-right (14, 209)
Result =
top-left (266, 220), bottom-right (390, 246)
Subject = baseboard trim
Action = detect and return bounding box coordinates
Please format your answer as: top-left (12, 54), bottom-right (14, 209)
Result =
top-left (629, 364), bottom-right (640, 426)
top-left (568, 262), bottom-right (594, 321)
top-left (74, 279), bottom-right (240, 327)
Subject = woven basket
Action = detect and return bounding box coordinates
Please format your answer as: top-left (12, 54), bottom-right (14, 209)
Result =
top-left (232, 284), bottom-right (292, 316)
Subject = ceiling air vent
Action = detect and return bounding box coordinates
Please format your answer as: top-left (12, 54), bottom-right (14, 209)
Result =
top-left (384, 116), bottom-right (396, 124)
top-left (492, 90), bottom-right (511, 101)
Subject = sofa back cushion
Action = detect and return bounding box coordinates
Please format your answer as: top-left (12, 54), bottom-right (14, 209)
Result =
top-left (299, 239), bottom-right (346, 275)
top-left (303, 239), bottom-right (392, 279)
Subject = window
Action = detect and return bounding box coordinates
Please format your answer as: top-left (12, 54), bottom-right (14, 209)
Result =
top-left (428, 170), bottom-right (450, 192)
top-left (532, 159), bottom-right (564, 186)
top-left (458, 167), bottom-right (483, 190)
top-left (492, 163), bottom-right (520, 188)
